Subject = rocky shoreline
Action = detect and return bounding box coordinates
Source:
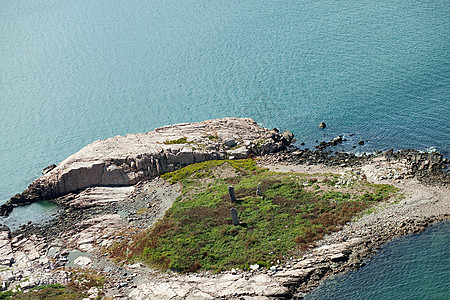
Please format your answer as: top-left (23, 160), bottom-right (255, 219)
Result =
top-left (261, 145), bottom-right (449, 186)
top-left (0, 118), bottom-right (448, 299)
top-left (259, 160), bottom-right (449, 298)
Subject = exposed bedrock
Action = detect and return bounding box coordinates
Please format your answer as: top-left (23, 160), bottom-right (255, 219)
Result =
top-left (0, 118), bottom-right (293, 216)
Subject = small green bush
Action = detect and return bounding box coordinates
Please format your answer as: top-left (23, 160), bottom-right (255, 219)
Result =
top-left (164, 137), bottom-right (189, 145)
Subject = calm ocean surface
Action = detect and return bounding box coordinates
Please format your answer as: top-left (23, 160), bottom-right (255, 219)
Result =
top-left (304, 222), bottom-right (450, 300)
top-left (1, 0), bottom-right (449, 297)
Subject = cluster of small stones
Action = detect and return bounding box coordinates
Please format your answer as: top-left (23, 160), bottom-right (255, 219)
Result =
top-left (0, 230), bottom-right (71, 293)
top-left (0, 118), bottom-right (294, 216)
top-left (261, 145), bottom-right (449, 185)
top-left (0, 177), bottom-right (181, 295)
top-left (0, 226), bottom-right (109, 299)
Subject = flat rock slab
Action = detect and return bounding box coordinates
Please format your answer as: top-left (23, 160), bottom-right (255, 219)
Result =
top-left (129, 273), bottom-right (289, 300)
top-left (69, 186), bottom-right (135, 209)
top-left (69, 214), bottom-right (124, 252)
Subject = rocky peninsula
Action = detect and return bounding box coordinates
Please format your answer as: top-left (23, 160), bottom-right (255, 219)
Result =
top-left (0, 118), bottom-right (448, 299)
top-left (0, 118), bottom-right (293, 216)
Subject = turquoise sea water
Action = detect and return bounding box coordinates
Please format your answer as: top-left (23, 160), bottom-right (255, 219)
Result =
top-left (304, 222), bottom-right (450, 300)
top-left (1, 0), bottom-right (449, 297)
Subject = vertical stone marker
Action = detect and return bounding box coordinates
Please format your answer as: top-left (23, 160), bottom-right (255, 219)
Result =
top-left (228, 186), bottom-right (236, 203)
top-left (230, 208), bottom-right (240, 226)
top-left (256, 182), bottom-right (262, 197)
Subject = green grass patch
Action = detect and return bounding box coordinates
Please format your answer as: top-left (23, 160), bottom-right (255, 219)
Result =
top-left (161, 159), bottom-right (259, 184)
top-left (164, 137), bottom-right (189, 145)
top-left (1, 284), bottom-right (82, 300)
top-left (112, 159), bottom-right (398, 273)
top-left (206, 135), bottom-right (219, 141)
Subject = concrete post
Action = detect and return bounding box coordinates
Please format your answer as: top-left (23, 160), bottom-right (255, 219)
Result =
top-left (230, 208), bottom-right (240, 225)
top-left (256, 182), bottom-right (262, 196)
top-left (228, 186), bottom-right (236, 203)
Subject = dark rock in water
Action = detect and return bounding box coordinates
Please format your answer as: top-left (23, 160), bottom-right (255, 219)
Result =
top-left (311, 136), bottom-right (346, 151)
top-left (300, 142), bottom-right (305, 146)
top-left (0, 205), bottom-right (13, 217)
top-left (331, 136), bottom-right (343, 146)
top-left (358, 141), bottom-right (365, 145)
top-left (319, 122), bottom-right (326, 128)
top-left (42, 164), bottom-right (57, 175)
top-left (281, 130), bottom-right (295, 145)
top-left (0, 225), bottom-right (10, 232)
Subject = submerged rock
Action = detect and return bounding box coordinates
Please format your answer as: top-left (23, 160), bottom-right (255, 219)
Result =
top-left (42, 164), bottom-right (57, 175)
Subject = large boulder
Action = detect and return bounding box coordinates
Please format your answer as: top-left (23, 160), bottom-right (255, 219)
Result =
top-left (1, 118), bottom-right (294, 216)
top-left (281, 130), bottom-right (294, 145)
top-left (227, 146), bottom-right (249, 159)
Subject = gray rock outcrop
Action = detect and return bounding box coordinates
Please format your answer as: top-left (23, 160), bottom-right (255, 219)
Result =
top-left (1, 118), bottom-right (293, 216)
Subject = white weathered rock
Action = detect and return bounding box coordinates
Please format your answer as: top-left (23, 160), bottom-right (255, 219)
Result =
top-left (71, 214), bottom-right (123, 251)
top-left (0, 231), bottom-right (13, 266)
top-left (185, 290), bottom-right (214, 300)
top-left (227, 146), bottom-right (249, 159)
top-left (274, 267), bottom-right (315, 279)
top-left (87, 286), bottom-right (99, 299)
top-left (73, 256), bottom-right (91, 266)
top-left (128, 271), bottom-right (289, 299)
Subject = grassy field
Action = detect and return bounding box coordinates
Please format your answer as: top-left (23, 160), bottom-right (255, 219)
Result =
top-left (111, 159), bottom-right (397, 273)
